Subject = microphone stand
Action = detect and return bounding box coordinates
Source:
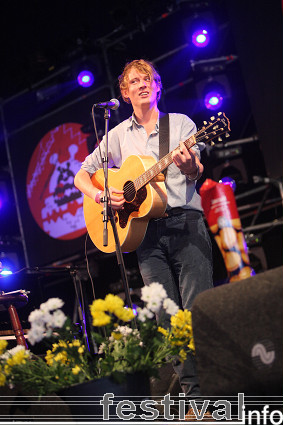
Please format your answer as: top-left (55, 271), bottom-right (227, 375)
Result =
top-left (102, 108), bottom-right (110, 247)
top-left (101, 108), bottom-right (135, 315)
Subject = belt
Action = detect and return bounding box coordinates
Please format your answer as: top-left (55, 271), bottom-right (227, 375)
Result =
top-left (156, 208), bottom-right (202, 219)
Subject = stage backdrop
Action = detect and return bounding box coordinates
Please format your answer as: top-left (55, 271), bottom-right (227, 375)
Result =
top-left (7, 86), bottom-right (113, 267)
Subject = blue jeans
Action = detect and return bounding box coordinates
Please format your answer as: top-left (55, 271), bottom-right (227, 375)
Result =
top-left (136, 209), bottom-right (213, 398)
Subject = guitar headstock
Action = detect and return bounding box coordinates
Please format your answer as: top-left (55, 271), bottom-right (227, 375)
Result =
top-left (196, 112), bottom-right (231, 146)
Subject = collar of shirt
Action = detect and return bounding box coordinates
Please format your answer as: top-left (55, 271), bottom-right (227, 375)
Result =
top-left (127, 112), bottom-right (160, 132)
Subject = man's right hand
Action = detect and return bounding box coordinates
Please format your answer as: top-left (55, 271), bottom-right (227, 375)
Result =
top-left (98, 187), bottom-right (125, 210)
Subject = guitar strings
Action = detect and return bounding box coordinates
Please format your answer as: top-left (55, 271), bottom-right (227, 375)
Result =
top-left (122, 118), bottom-right (226, 198)
top-left (122, 130), bottom-right (217, 198)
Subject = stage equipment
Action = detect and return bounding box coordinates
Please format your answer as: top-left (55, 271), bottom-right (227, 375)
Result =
top-left (195, 74), bottom-right (231, 112)
top-left (192, 266), bottom-right (283, 396)
top-left (77, 70), bottom-right (95, 88)
top-left (0, 290), bottom-right (29, 347)
top-left (192, 29), bottom-right (210, 48)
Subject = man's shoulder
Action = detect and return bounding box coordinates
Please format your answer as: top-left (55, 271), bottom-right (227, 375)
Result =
top-left (168, 112), bottom-right (195, 126)
top-left (110, 116), bottom-right (132, 133)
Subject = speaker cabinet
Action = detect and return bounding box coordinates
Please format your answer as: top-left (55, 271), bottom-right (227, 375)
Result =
top-left (192, 266), bottom-right (283, 395)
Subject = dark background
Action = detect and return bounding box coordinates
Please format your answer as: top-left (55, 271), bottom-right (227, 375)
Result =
top-left (0, 0), bottom-right (282, 321)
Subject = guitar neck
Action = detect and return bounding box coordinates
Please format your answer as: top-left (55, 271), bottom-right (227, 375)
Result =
top-left (134, 136), bottom-right (196, 190)
top-left (133, 112), bottom-right (230, 190)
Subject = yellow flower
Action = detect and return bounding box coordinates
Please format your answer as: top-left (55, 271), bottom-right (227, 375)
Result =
top-left (78, 346), bottom-right (84, 354)
top-left (0, 373), bottom-right (6, 386)
top-left (171, 310), bottom-right (192, 329)
top-left (90, 299), bottom-right (107, 313)
top-left (171, 309), bottom-right (193, 340)
top-left (104, 294), bottom-right (124, 313)
top-left (54, 351), bottom-right (68, 364)
top-left (169, 338), bottom-right (183, 346)
top-left (7, 349), bottom-right (29, 367)
top-left (4, 364), bottom-right (11, 374)
top-left (179, 349), bottom-right (187, 362)
top-left (114, 307), bottom-right (135, 322)
top-left (188, 337), bottom-right (195, 352)
top-left (45, 350), bottom-right (54, 366)
top-left (111, 331), bottom-right (123, 341)
top-left (72, 365), bottom-right (81, 375)
top-left (0, 340), bottom-right (8, 355)
top-left (91, 311), bottom-right (111, 327)
top-left (158, 327), bottom-right (169, 337)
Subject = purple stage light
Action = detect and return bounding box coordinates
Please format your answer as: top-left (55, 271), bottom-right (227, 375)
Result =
top-left (204, 91), bottom-right (223, 110)
top-left (219, 177), bottom-right (236, 192)
top-left (77, 70), bottom-right (95, 88)
top-left (192, 29), bottom-right (210, 47)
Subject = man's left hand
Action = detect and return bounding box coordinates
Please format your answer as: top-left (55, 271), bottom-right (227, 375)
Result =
top-left (172, 141), bottom-right (203, 178)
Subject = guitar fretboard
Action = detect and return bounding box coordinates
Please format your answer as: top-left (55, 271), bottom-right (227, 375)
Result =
top-left (134, 135), bottom-right (196, 190)
top-left (133, 113), bottom-right (229, 190)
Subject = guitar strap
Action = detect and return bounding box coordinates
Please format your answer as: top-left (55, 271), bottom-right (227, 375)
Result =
top-left (159, 113), bottom-right (170, 179)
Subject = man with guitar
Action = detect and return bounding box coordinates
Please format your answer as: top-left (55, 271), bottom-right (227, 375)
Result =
top-left (74, 59), bottom-right (213, 419)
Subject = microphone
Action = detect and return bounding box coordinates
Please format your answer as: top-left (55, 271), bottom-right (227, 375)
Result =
top-left (94, 98), bottom-right (120, 110)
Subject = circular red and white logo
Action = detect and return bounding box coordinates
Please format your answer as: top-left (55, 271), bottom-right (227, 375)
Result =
top-left (26, 123), bottom-right (90, 240)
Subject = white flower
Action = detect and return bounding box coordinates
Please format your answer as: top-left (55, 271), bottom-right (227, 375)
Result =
top-left (163, 298), bottom-right (179, 316)
top-left (27, 325), bottom-right (46, 345)
top-left (98, 343), bottom-right (106, 354)
top-left (115, 326), bottom-right (133, 336)
top-left (146, 299), bottom-right (163, 313)
top-left (50, 310), bottom-right (67, 328)
top-left (1, 345), bottom-right (30, 360)
top-left (27, 298), bottom-right (66, 345)
top-left (28, 309), bottom-right (45, 325)
top-left (137, 307), bottom-right (154, 322)
top-left (141, 282), bottom-right (167, 303)
top-left (40, 298), bottom-right (64, 313)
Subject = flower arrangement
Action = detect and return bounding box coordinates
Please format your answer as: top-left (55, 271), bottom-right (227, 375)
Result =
top-left (0, 283), bottom-right (194, 397)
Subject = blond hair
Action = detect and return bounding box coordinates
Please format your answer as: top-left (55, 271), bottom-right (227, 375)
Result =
top-left (118, 59), bottom-right (162, 104)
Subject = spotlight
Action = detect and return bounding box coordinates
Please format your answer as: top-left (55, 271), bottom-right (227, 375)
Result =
top-left (0, 259), bottom-right (13, 275)
top-left (77, 70), bottom-right (95, 88)
top-left (192, 29), bottom-right (210, 48)
top-left (0, 252), bottom-right (19, 276)
top-left (195, 75), bottom-right (231, 112)
top-left (204, 91), bottom-right (223, 110)
top-left (219, 177), bottom-right (236, 192)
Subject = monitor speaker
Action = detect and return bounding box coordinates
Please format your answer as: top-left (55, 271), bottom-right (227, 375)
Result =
top-left (192, 266), bottom-right (283, 395)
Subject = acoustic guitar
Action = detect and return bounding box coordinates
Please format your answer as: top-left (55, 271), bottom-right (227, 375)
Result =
top-left (83, 112), bottom-right (230, 253)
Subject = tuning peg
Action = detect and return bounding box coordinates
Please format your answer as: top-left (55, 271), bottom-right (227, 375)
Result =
top-left (203, 120), bottom-right (207, 125)
top-left (218, 137), bottom-right (222, 142)
top-left (225, 132), bottom-right (230, 138)
top-left (217, 112), bottom-right (222, 116)
top-left (211, 116), bottom-right (215, 121)
top-left (210, 141), bottom-right (215, 146)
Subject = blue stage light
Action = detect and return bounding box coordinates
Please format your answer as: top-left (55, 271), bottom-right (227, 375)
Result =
top-left (77, 70), bottom-right (95, 88)
top-left (219, 177), bottom-right (236, 192)
top-left (0, 259), bottom-right (13, 275)
top-left (204, 91), bottom-right (223, 110)
top-left (0, 269), bottom-right (12, 276)
top-left (192, 29), bottom-right (210, 48)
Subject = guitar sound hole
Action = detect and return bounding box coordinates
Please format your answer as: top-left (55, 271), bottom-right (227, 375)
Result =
top-left (123, 181), bottom-right (136, 202)
top-left (118, 186), bottom-right (147, 229)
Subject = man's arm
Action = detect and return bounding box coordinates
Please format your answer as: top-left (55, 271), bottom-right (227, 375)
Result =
top-left (74, 168), bottom-right (125, 209)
